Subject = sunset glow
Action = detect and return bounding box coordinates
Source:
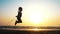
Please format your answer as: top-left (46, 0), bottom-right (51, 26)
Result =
top-left (0, 0), bottom-right (60, 26)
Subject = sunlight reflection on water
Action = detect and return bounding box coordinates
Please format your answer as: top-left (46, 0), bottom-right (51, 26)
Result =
top-left (1, 28), bottom-right (59, 31)
top-left (0, 26), bottom-right (60, 31)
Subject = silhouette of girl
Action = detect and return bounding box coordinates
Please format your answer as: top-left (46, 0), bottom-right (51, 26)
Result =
top-left (15, 7), bottom-right (22, 25)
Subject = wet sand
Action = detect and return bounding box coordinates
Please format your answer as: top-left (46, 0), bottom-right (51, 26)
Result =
top-left (0, 29), bottom-right (60, 34)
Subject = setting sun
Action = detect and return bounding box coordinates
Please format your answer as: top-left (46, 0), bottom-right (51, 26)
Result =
top-left (30, 12), bottom-right (43, 24)
top-left (22, 3), bottom-right (46, 25)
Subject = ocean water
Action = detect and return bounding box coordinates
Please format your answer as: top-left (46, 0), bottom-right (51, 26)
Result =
top-left (0, 26), bottom-right (60, 34)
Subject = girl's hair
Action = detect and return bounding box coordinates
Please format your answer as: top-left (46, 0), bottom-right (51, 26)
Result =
top-left (18, 7), bottom-right (22, 11)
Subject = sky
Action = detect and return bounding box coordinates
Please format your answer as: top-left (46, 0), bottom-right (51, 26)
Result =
top-left (0, 0), bottom-right (60, 26)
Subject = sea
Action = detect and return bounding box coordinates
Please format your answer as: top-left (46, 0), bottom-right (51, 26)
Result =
top-left (0, 26), bottom-right (60, 34)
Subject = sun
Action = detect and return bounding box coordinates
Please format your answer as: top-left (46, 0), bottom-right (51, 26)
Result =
top-left (22, 3), bottom-right (44, 25)
top-left (21, 3), bottom-right (46, 26)
top-left (29, 12), bottom-right (43, 24)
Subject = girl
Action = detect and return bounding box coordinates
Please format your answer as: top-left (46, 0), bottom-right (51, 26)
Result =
top-left (15, 7), bottom-right (22, 25)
